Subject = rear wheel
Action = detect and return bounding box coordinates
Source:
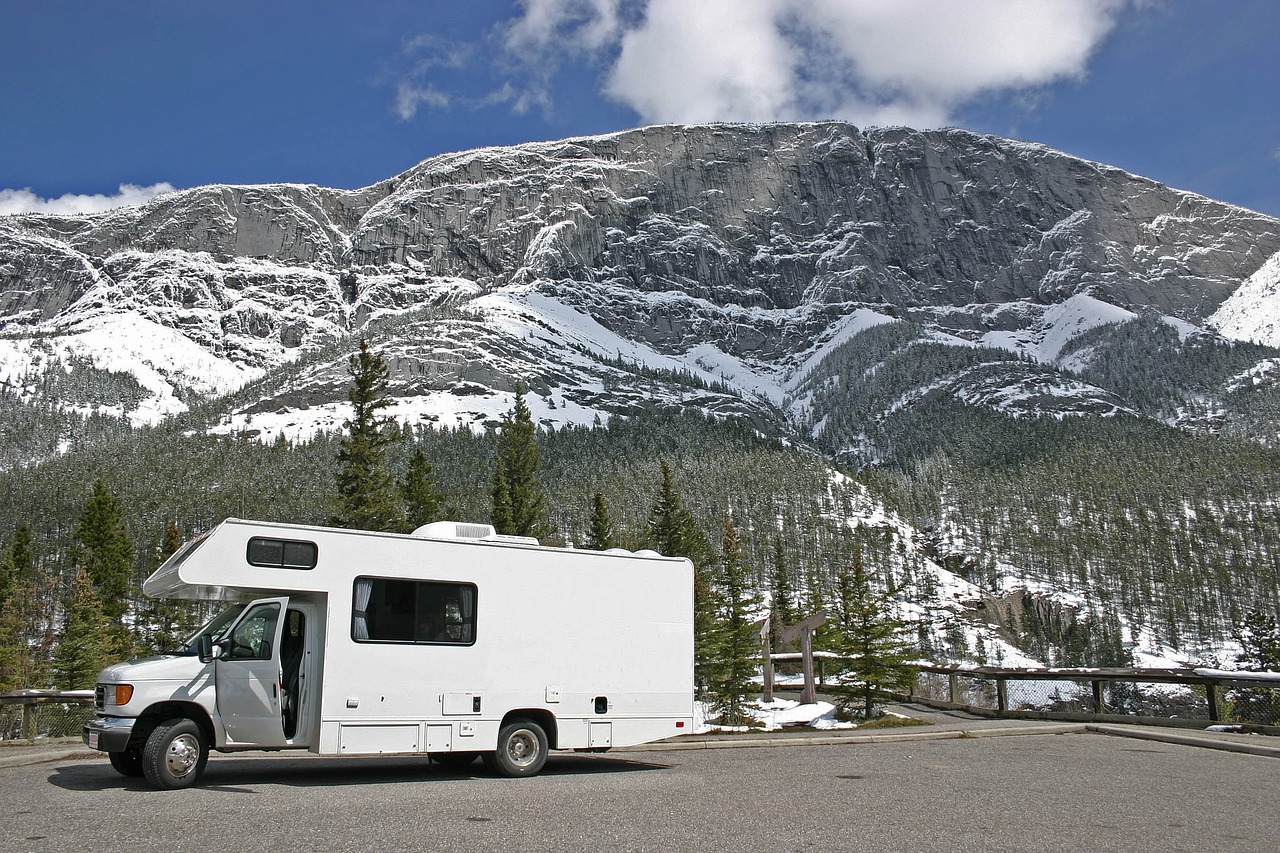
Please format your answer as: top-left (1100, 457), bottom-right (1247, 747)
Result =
top-left (483, 720), bottom-right (548, 777)
top-left (142, 718), bottom-right (209, 789)
top-left (108, 748), bottom-right (144, 777)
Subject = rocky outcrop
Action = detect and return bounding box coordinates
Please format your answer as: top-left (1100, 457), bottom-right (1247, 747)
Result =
top-left (2, 122), bottom-right (1278, 437)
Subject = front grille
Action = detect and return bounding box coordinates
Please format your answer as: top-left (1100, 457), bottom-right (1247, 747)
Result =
top-left (94, 684), bottom-right (105, 711)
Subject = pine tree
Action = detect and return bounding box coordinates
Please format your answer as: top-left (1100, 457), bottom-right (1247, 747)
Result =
top-left (490, 458), bottom-right (514, 534)
top-left (586, 491), bottom-right (616, 550)
top-left (768, 535), bottom-right (799, 649)
top-left (647, 461), bottom-right (718, 691)
top-left (0, 576), bottom-right (51, 691)
top-left (52, 570), bottom-right (116, 690)
top-left (137, 521), bottom-right (201, 655)
top-left (72, 479), bottom-right (135, 621)
top-left (1230, 608), bottom-right (1280, 724)
top-left (0, 523), bottom-right (32, 607)
top-left (400, 447), bottom-right (443, 532)
top-left (829, 542), bottom-right (916, 718)
top-left (648, 461), bottom-right (712, 564)
top-left (334, 339), bottom-right (404, 531)
top-left (0, 526), bottom-right (51, 691)
top-left (491, 383), bottom-right (549, 538)
top-left (709, 513), bottom-right (762, 725)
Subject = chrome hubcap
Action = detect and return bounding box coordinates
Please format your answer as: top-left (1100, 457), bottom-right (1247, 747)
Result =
top-left (165, 733), bottom-right (200, 777)
top-left (506, 730), bottom-right (537, 767)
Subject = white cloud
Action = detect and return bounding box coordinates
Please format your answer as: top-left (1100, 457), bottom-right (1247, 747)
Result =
top-left (0, 182), bottom-right (176, 216)
top-left (491, 0), bottom-right (1127, 128)
top-left (607, 0), bottom-right (799, 123)
top-left (392, 34), bottom-right (472, 120)
top-left (494, 0), bottom-right (626, 115)
top-left (502, 0), bottom-right (623, 55)
top-left (396, 82), bottom-right (451, 120)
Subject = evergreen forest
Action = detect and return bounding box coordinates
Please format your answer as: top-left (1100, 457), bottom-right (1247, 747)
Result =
top-left (3, 334), bottom-right (1280, 697)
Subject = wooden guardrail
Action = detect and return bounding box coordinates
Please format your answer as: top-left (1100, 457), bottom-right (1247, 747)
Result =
top-left (0, 690), bottom-right (95, 742)
top-left (905, 664), bottom-right (1280, 732)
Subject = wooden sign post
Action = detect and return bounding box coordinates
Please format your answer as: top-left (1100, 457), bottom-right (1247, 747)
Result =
top-left (779, 610), bottom-right (827, 705)
top-left (754, 616), bottom-right (773, 703)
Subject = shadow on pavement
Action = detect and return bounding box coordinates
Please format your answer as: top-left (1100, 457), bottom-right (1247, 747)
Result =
top-left (47, 752), bottom-right (672, 792)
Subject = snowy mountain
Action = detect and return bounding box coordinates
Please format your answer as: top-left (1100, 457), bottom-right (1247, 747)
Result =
top-left (2, 122), bottom-right (1278, 450)
top-left (5, 122), bottom-right (1280, 670)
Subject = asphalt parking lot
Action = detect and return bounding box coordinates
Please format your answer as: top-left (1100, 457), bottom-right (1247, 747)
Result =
top-left (3, 707), bottom-right (1277, 852)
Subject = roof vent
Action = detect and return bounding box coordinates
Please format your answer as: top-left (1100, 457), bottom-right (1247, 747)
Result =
top-left (413, 522), bottom-right (497, 540)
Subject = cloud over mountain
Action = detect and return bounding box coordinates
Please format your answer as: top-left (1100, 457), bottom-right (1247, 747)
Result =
top-left (484, 0), bottom-right (1126, 127)
top-left (0, 182), bottom-right (176, 216)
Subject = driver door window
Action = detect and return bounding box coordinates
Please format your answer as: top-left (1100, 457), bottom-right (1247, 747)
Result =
top-left (228, 602), bottom-right (280, 660)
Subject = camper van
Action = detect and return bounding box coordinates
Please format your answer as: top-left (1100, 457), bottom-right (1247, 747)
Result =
top-left (83, 518), bottom-right (695, 789)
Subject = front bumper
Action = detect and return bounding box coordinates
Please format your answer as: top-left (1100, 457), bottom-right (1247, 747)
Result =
top-left (83, 716), bottom-right (135, 753)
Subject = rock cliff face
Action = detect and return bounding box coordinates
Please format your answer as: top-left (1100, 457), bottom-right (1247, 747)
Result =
top-left (1, 122), bottom-right (1278, 446)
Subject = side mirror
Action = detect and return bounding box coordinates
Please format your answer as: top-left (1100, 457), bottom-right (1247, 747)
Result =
top-left (197, 635), bottom-right (223, 664)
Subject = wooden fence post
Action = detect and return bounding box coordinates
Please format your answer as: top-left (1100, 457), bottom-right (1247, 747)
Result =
top-left (1092, 680), bottom-right (1106, 714)
top-left (996, 678), bottom-right (1008, 713)
top-left (755, 617), bottom-right (773, 704)
top-left (22, 701), bottom-right (37, 741)
top-left (1205, 682), bottom-right (1221, 722)
top-left (948, 673), bottom-right (960, 704)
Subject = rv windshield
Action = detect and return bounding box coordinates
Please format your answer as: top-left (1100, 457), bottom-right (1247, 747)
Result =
top-left (178, 603), bottom-right (249, 655)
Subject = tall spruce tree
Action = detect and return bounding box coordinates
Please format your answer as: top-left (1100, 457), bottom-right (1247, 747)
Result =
top-left (709, 513), bottom-right (762, 725)
top-left (0, 525), bottom-right (47, 690)
top-left (334, 339), bottom-right (404, 531)
top-left (400, 447), bottom-right (444, 532)
top-left (490, 459), bottom-right (514, 534)
top-left (0, 523), bottom-right (32, 608)
top-left (491, 383), bottom-right (549, 538)
top-left (585, 491), bottom-right (616, 551)
top-left (648, 461), bottom-right (718, 692)
top-left (72, 479), bottom-right (135, 621)
top-left (53, 570), bottom-right (116, 689)
top-left (828, 541), bottom-right (916, 717)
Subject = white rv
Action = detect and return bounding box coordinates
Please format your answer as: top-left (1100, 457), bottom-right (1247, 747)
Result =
top-left (83, 518), bottom-right (695, 789)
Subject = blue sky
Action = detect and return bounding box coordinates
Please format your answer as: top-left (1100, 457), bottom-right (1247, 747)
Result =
top-left (2, 0), bottom-right (1277, 217)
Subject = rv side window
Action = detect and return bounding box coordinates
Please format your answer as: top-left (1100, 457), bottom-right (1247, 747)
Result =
top-left (352, 577), bottom-right (476, 645)
top-left (247, 537), bottom-right (318, 570)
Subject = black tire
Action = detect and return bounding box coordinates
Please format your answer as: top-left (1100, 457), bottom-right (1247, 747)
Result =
top-left (108, 748), bottom-right (144, 777)
top-left (142, 718), bottom-right (209, 789)
top-left (484, 720), bottom-right (548, 778)
top-left (430, 751), bottom-right (479, 770)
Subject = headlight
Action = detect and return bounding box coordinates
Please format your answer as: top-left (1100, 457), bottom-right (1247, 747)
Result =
top-left (102, 684), bottom-right (134, 706)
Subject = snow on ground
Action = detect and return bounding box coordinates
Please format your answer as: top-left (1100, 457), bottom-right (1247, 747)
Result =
top-left (983, 293), bottom-right (1136, 364)
top-left (211, 385), bottom-right (611, 445)
top-left (0, 312), bottom-right (255, 425)
top-left (695, 698), bottom-right (853, 733)
top-left (784, 307), bottom-right (898, 393)
top-left (496, 291), bottom-right (695, 377)
top-left (686, 343), bottom-right (783, 406)
top-left (1210, 248), bottom-right (1280, 346)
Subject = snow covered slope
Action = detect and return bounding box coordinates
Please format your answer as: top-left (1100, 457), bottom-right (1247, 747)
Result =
top-left (2, 122), bottom-right (1279, 452)
top-left (1210, 249), bottom-right (1280, 346)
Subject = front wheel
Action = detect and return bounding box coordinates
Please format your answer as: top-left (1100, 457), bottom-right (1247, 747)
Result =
top-left (108, 748), bottom-right (144, 777)
top-left (484, 720), bottom-right (548, 777)
top-left (142, 718), bottom-right (209, 789)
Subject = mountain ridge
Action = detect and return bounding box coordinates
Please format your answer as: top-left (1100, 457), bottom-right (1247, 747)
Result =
top-left (4, 122), bottom-right (1280, 671)
top-left (5, 123), bottom-right (1277, 440)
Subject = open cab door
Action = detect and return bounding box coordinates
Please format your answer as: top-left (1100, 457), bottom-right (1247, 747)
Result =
top-left (214, 596), bottom-right (292, 748)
